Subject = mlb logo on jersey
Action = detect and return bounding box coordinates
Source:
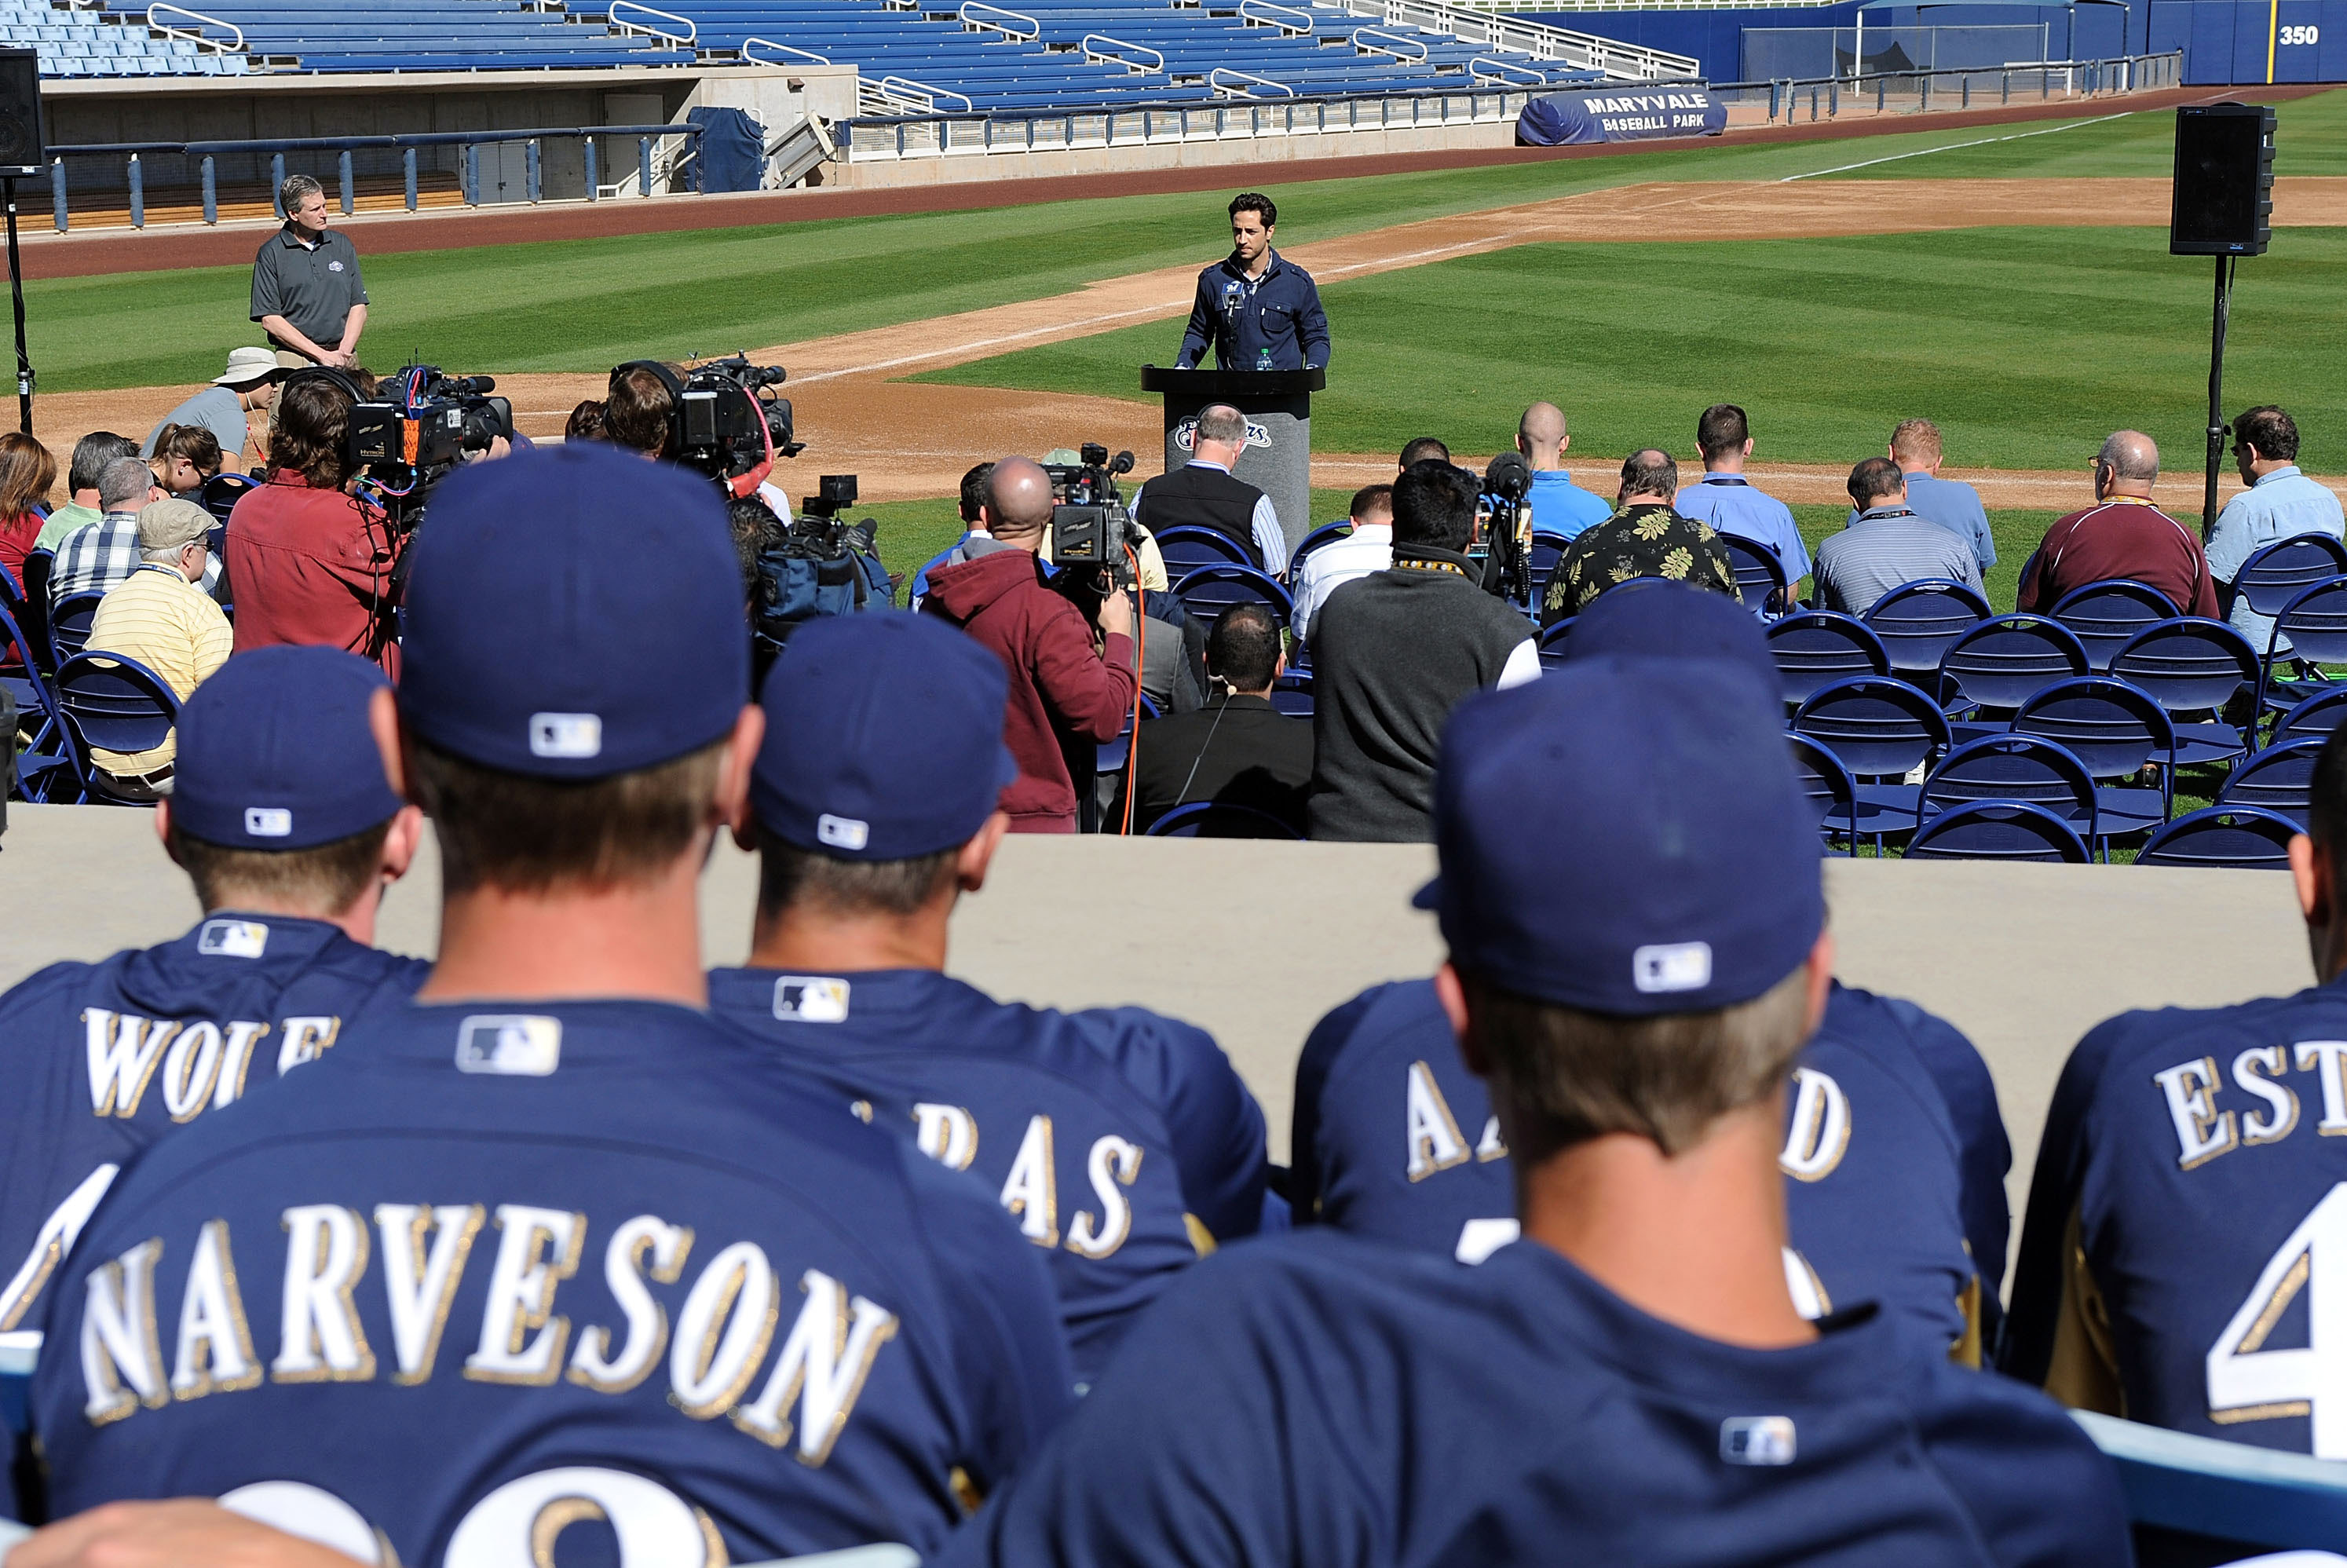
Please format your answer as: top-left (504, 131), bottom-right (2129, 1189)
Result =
top-left (196, 920), bottom-right (270, 959)
top-left (773, 978), bottom-right (851, 1024)
top-left (1720, 1416), bottom-right (1797, 1466)
top-left (528, 713), bottom-right (602, 759)
top-left (455, 1016), bottom-right (561, 1076)
top-left (1633, 942), bottom-right (1712, 995)
top-left (242, 808), bottom-right (293, 839)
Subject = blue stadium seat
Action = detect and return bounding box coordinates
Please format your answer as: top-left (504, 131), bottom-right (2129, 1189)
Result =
top-left (2254, 576), bottom-right (2347, 720)
top-left (2232, 532), bottom-right (2347, 619)
top-left (1146, 800), bottom-right (1303, 839)
top-left (1792, 674), bottom-right (1950, 839)
top-left (1717, 532), bottom-right (1788, 618)
top-left (1173, 563), bottom-right (1291, 633)
top-left (2109, 617), bottom-right (2257, 768)
top-left (1767, 611), bottom-right (1889, 707)
top-left (1905, 800), bottom-right (2089, 863)
top-left (47, 588), bottom-right (101, 666)
top-left (2137, 805), bottom-right (2302, 870)
top-left (2272, 685), bottom-right (2347, 751)
top-left (1153, 523), bottom-right (1259, 578)
top-left (53, 650), bottom-right (180, 804)
top-left (1938, 612), bottom-right (2088, 715)
top-left (2011, 675), bottom-right (2174, 840)
top-left (1785, 731), bottom-right (1882, 852)
top-left (2217, 736), bottom-right (2325, 828)
top-left (1861, 578), bottom-right (1991, 677)
top-left (1916, 734), bottom-right (2097, 846)
top-left (1288, 519), bottom-right (1352, 582)
top-left (1525, 530), bottom-right (1569, 611)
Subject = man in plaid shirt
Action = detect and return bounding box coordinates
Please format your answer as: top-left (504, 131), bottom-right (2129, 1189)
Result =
top-left (50, 456), bottom-right (221, 609)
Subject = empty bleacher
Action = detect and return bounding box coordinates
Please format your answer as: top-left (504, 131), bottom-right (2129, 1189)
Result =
top-left (74, 0), bottom-right (692, 74)
top-left (0, 0), bottom-right (235, 77)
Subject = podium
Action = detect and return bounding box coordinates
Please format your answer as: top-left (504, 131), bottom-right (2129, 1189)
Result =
top-left (1139, 367), bottom-right (1325, 557)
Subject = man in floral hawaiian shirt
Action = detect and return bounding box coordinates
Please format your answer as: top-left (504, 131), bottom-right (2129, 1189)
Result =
top-left (1542, 449), bottom-right (1742, 625)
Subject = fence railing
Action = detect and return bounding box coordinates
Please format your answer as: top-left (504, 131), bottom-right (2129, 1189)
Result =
top-left (1327, 0), bottom-right (1699, 79)
top-left (42, 124), bottom-right (704, 231)
top-left (1715, 48), bottom-right (2184, 117)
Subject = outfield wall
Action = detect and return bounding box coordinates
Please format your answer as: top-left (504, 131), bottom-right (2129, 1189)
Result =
top-left (0, 805), bottom-right (2309, 1283)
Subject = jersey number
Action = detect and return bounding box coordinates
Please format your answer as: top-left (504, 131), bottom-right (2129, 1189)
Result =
top-left (2207, 1182), bottom-right (2347, 1455)
top-left (221, 1468), bottom-right (729, 1566)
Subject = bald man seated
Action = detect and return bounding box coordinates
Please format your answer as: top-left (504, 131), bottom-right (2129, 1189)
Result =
top-left (1516, 401), bottom-right (1610, 540)
top-left (2016, 431), bottom-right (2219, 619)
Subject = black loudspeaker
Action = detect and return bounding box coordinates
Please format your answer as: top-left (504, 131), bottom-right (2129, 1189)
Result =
top-left (0, 49), bottom-right (39, 180)
top-left (2172, 103), bottom-right (2275, 257)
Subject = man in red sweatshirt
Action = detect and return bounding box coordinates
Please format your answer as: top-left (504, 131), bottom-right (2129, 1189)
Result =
top-left (923, 455), bottom-right (1137, 833)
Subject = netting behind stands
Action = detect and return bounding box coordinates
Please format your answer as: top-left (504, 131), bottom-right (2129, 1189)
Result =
top-left (1739, 24), bottom-right (2049, 82)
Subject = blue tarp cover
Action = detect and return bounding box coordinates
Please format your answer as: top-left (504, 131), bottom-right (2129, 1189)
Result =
top-left (686, 106), bottom-right (765, 192)
top-left (1517, 87), bottom-right (1728, 145)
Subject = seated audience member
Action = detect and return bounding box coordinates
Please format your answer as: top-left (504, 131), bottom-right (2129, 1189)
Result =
top-left (2206, 404), bottom-right (2345, 652)
top-left (143, 346), bottom-right (278, 471)
top-left (80, 499), bottom-right (234, 799)
top-left (35, 431), bottom-right (138, 554)
top-left (26, 444), bottom-right (1073, 1563)
top-left (1674, 402), bottom-right (1808, 609)
top-left (1307, 459), bottom-right (1537, 842)
top-left (51, 456), bottom-right (210, 609)
top-left (2016, 431), bottom-right (2216, 618)
top-left (563, 397), bottom-right (606, 443)
top-left (1295, 584), bottom-right (2009, 1356)
top-left (709, 612), bottom-right (1266, 1385)
top-left (1544, 449), bottom-right (1740, 624)
top-left (0, 645), bottom-right (424, 1340)
top-left (1116, 602), bottom-right (1313, 835)
top-left (1814, 457), bottom-right (1982, 616)
top-left (1132, 404), bottom-right (1287, 576)
top-left (0, 430), bottom-right (55, 583)
top-left (924, 456), bottom-right (1137, 833)
top-left (2005, 727), bottom-right (2347, 1455)
top-left (943, 657), bottom-right (2128, 1568)
top-left (908, 460), bottom-right (996, 611)
top-left (1291, 482), bottom-right (1391, 641)
top-left (1515, 400), bottom-right (1610, 540)
top-left (1849, 418), bottom-right (1996, 573)
top-left (224, 370), bottom-right (400, 671)
top-left (147, 422), bottom-right (224, 497)
top-left (1398, 435), bottom-right (1448, 472)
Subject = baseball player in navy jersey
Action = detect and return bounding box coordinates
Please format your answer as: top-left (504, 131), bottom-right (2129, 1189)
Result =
top-left (2005, 727), bottom-right (2347, 1457)
top-left (706, 612), bottom-right (1266, 1391)
top-left (0, 647), bottom-right (426, 1357)
top-left (942, 651), bottom-right (2126, 1568)
top-left (22, 444), bottom-right (1072, 1566)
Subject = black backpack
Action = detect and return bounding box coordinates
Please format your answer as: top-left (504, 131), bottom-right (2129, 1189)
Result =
top-left (751, 517), bottom-right (890, 656)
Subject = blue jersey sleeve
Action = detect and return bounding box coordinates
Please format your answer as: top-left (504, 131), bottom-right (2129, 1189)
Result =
top-left (1176, 270), bottom-right (1216, 370)
top-left (1289, 987), bottom-right (1383, 1225)
top-left (1880, 994), bottom-right (2012, 1303)
top-left (1082, 1008), bottom-right (1267, 1246)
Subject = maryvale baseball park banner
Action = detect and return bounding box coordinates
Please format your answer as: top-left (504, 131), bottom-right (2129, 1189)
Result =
top-left (1516, 89), bottom-right (1730, 146)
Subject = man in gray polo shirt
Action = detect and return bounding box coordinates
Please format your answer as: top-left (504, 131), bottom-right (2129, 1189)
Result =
top-left (250, 174), bottom-right (369, 371)
top-left (1814, 456), bottom-right (1982, 617)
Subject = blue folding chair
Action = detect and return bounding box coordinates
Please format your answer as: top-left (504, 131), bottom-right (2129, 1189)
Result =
top-left (2073, 1409), bottom-right (2347, 1559)
top-left (2254, 575), bottom-right (2347, 726)
top-left (1268, 673), bottom-right (1313, 718)
top-left (2109, 617), bottom-right (2257, 768)
top-left (2272, 685), bottom-right (2347, 751)
top-left (197, 469), bottom-right (260, 525)
top-left (2050, 579), bottom-right (2179, 673)
top-left (1916, 735), bottom-right (2097, 846)
top-left (1286, 521), bottom-right (1351, 583)
top-left (1786, 732), bottom-right (1885, 853)
top-left (1938, 613), bottom-right (2089, 716)
top-left (1767, 612), bottom-right (1890, 707)
top-left (53, 652), bottom-right (180, 803)
top-left (1792, 675), bottom-right (1950, 839)
top-left (1718, 533), bottom-right (1788, 618)
top-left (1537, 617), bottom-right (1574, 670)
top-left (2218, 736), bottom-right (2325, 828)
top-left (48, 588), bottom-right (101, 666)
top-left (1905, 800), bottom-right (2089, 863)
top-left (1153, 524), bottom-right (1259, 579)
top-left (2232, 532), bottom-right (2347, 620)
top-left (0, 599), bottom-right (82, 802)
top-left (1526, 530), bottom-right (1569, 610)
top-left (1174, 565), bottom-right (1292, 633)
top-left (2137, 805), bottom-right (2302, 870)
top-left (1861, 578), bottom-right (1991, 677)
top-left (2012, 676), bottom-right (2175, 841)
top-left (1146, 800), bottom-right (1304, 839)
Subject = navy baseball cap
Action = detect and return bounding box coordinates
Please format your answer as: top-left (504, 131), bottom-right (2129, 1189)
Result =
top-left (397, 442), bottom-right (748, 779)
top-left (751, 613), bottom-right (1017, 860)
top-left (170, 647), bottom-right (404, 850)
top-left (1416, 658), bottom-right (1823, 1015)
top-left (1562, 580), bottom-right (1778, 696)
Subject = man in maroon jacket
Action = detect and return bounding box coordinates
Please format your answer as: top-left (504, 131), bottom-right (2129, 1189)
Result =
top-left (923, 456), bottom-right (1137, 833)
top-left (2016, 430), bottom-right (2219, 619)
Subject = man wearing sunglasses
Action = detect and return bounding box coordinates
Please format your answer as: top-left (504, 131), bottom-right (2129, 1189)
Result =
top-left (2206, 405), bottom-right (2345, 654)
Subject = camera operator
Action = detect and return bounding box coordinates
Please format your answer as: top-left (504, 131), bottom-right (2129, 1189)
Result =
top-left (223, 370), bottom-right (400, 674)
top-left (605, 360), bottom-right (794, 521)
top-left (923, 455), bottom-right (1137, 834)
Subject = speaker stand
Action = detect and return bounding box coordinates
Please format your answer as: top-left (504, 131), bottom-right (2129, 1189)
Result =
top-left (2201, 254), bottom-right (2232, 536)
top-left (4, 176), bottom-right (30, 436)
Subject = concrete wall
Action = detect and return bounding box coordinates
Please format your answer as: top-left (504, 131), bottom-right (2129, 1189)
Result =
top-left (0, 805), bottom-right (2312, 1288)
top-left (836, 118), bottom-right (1519, 188)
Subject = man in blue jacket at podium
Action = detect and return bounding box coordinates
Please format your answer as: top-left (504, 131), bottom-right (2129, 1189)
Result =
top-left (1175, 192), bottom-right (1330, 372)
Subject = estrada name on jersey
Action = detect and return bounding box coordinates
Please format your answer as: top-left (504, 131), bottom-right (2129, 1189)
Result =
top-left (1292, 979), bottom-right (1983, 1358)
top-left (0, 915), bottom-right (426, 1339)
top-left (32, 1000), bottom-right (1074, 1564)
top-left (941, 1232), bottom-right (2129, 1568)
top-left (707, 967), bottom-right (1267, 1384)
top-left (2007, 975), bottom-right (2347, 1456)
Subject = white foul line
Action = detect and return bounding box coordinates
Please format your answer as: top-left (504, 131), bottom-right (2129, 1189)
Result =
top-left (1778, 111), bottom-right (2137, 181)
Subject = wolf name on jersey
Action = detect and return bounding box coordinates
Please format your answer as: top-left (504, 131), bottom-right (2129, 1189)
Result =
top-left (1292, 979), bottom-right (1982, 1357)
top-left (940, 1232), bottom-right (2129, 1568)
top-left (707, 967), bottom-right (1266, 1384)
top-left (2006, 976), bottom-right (2347, 1457)
top-left (33, 1000), bottom-right (1073, 1564)
top-left (0, 915), bottom-right (426, 1339)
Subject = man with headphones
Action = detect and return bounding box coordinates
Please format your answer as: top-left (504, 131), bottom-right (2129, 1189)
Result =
top-left (223, 366), bottom-right (403, 674)
top-left (604, 360), bottom-right (797, 524)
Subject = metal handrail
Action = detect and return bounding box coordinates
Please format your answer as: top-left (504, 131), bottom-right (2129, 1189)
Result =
top-left (958, 1), bottom-right (1039, 38)
top-left (1080, 31), bottom-right (1164, 71)
top-left (742, 36), bottom-right (833, 65)
top-left (145, 2), bottom-right (242, 53)
top-left (1208, 65), bottom-right (1295, 97)
top-left (1351, 24), bottom-right (1428, 60)
top-left (608, 0), bottom-right (696, 46)
top-left (1329, 0), bottom-right (1698, 79)
top-left (1469, 53), bottom-right (1548, 83)
top-left (1237, 0), bottom-right (1314, 34)
top-left (1708, 48), bottom-right (2181, 95)
top-left (877, 74), bottom-right (975, 111)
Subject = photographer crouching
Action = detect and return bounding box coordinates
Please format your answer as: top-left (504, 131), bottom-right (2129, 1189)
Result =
top-left (923, 455), bottom-right (1136, 834)
top-left (223, 368), bottom-right (404, 674)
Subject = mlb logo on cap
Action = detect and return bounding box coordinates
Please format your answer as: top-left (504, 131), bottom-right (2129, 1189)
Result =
top-left (1720, 1416), bottom-right (1797, 1467)
top-left (530, 713), bottom-right (602, 760)
top-left (773, 977), bottom-right (851, 1023)
top-left (455, 1016), bottom-right (562, 1076)
top-left (1633, 942), bottom-right (1713, 995)
top-left (817, 815), bottom-right (869, 852)
top-left (243, 807), bottom-right (293, 839)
